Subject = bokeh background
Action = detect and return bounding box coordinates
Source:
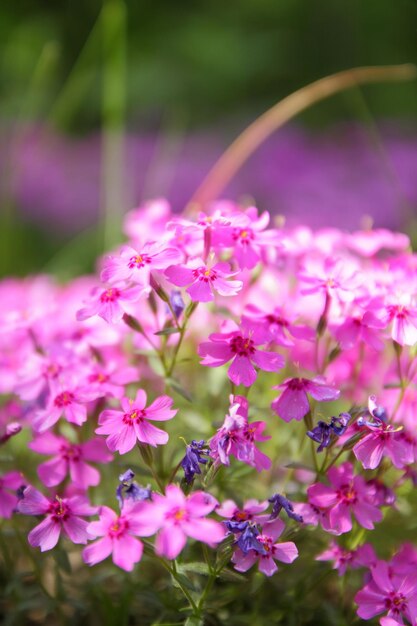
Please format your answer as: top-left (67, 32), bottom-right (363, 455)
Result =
top-left (1, 0), bottom-right (417, 278)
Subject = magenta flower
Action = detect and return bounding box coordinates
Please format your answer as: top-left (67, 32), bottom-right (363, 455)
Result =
top-left (308, 462), bottom-right (383, 534)
top-left (100, 243), bottom-right (182, 284)
top-left (165, 259), bottom-right (242, 302)
top-left (29, 433), bottom-right (113, 488)
top-left (355, 560), bottom-right (417, 624)
top-left (0, 471), bottom-right (25, 519)
top-left (271, 376), bottom-right (340, 422)
top-left (216, 499), bottom-right (269, 525)
top-left (353, 397), bottom-right (414, 470)
top-left (137, 484), bottom-right (225, 560)
top-left (76, 284), bottom-right (149, 324)
top-left (220, 207), bottom-right (282, 270)
top-left (198, 322), bottom-right (284, 387)
top-left (209, 396), bottom-right (271, 471)
top-left (232, 519), bottom-right (298, 576)
top-left (332, 310), bottom-right (386, 351)
top-left (85, 362), bottom-right (138, 399)
top-left (243, 304), bottom-right (315, 348)
top-left (17, 486), bottom-right (97, 551)
top-left (96, 390), bottom-right (177, 454)
top-left (32, 382), bottom-right (96, 433)
top-left (83, 504), bottom-right (153, 571)
top-left (316, 540), bottom-right (376, 576)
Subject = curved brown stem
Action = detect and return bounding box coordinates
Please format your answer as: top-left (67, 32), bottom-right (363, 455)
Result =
top-left (188, 64), bottom-right (417, 209)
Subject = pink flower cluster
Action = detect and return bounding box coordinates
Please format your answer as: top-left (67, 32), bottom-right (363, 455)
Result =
top-left (2, 198), bottom-right (417, 623)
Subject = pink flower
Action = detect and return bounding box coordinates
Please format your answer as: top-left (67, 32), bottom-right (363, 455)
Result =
top-left (298, 257), bottom-right (360, 302)
top-left (355, 560), bottom-right (417, 624)
top-left (83, 504), bottom-right (153, 571)
top-left (96, 390), bottom-right (177, 453)
top-left (32, 381), bottom-right (96, 433)
top-left (243, 304), bottom-right (315, 348)
top-left (85, 362), bottom-right (138, 399)
top-left (216, 499), bottom-right (269, 524)
top-left (353, 398), bottom-right (414, 470)
top-left (220, 207), bottom-right (282, 270)
top-left (209, 396), bottom-right (271, 471)
top-left (198, 322), bottom-right (284, 387)
top-left (316, 540), bottom-right (376, 575)
top-left (307, 462), bottom-right (383, 534)
top-left (165, 259), bottom-right (242, 302)
top-left (384, 303), bottom-right (417, 346)
top-left (100, 243), bottom-right (182, 284)
top-left (332, 310), bottom-right (386, 351)
top-left (76, 284), bottom-right (149, 324)
top-left (231, 519), bottom-right (298, 576)
top-left (29, 433), bottom-right (113, 488)
top-left (271, 376), bottom-right (340, 422)
top-left (0, 471), bottom-right (25, 519)
top-left (137, 484), bottom-right (225, 560)
top-left (17, 486), bottom-right (97, 551)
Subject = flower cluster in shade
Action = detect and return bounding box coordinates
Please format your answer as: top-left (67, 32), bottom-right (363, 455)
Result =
top-left (2, 195), bottom-right (417, 623)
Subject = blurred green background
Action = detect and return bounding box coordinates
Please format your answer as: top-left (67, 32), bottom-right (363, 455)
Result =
top-left (1, 0), bottom-right (417, 277)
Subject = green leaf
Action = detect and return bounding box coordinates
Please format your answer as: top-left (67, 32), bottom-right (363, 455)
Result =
top-left (53, 547), bottom-right (72, 573)
top-left (218, 568), bottom-right (247, 582)
top-left (154, 327), bottom-right (180, 336)
top-left (184, 617), bottom-right (203, 626)
top-left (171, 572), bottom-right (195, 592)
top-left (166, 378), bottom-right (193, 402)
top-left (285, 461), bottom-right (315, 471)
top-left (178, 562), bottom-right (210, 576)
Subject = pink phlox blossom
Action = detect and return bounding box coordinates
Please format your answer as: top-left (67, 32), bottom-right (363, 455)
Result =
top-left (231, 519), bottom-right (298, 577)
top-left (123, 199), bottom-right (172, 244)
top-left (332, 308), bottom-right (386, 351)
top-left (165, 258), bottom-right (243, 303)
top-left (298, 256), bottom-right (360, 302)
top-left (307, 462), bottom-right (383, 535)
top-left (17, 486), bottom-right (97, 551)
top-left (83, 502), bottom-right (154, 571)
top-left (209, 395), bottom-right (271, 471)
top-left (346, 229), bottom-right (410, 257)
top-left (0, 471), bottom-right (25, 519)
top-left (216, 498), bottom-right (269, 525)
top-left (216, 206), bottom-right (282, 270)
top-left (355, 560), bottom-right (417, 625)
top-left (291, 501), bottom-right (329, 528)
top-left (133, 484), bottom-right (225, 560)
top-left (14, 351), bottom-right (68, 401)
top-left (316, 540), bottom-right (377, 576)
top-left (85, 361), bottom-right (138, 399)
top-left (29, 432), bottom-right (113, 488)
top-left (32, 380), bottom-right (97, 433)
top-left (198, 320), bottom-right (284, 387)
top-left (271, 376), bottom-right (340, 422)
top-left (100, 242), bottom-right (182, 285)
top-left (76, 283), bottom-right (149, 324)
top-left (242, 304), bottom-right (315, 348)
top-left (353, 395), bottom-right (413, 470)
top-left (96, 389), bottom-right (177, 454)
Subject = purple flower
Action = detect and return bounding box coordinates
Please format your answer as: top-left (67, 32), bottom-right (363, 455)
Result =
top-left (116, 469), bottom-right (152, 509)
top-left (232, 519), bottom-right (298, 577)
top-left (271, 376), bottom-right (340, 422)
top-left (307, 413), bottom-right (350, 452)
top-left (180, 440), bottom-right (209, 484)
top-left (268, 494), bottom-right (303, 523)
top-left (169, 290), bottom-right (185, 318)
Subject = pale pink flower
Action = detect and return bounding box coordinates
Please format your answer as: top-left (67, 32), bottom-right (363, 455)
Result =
top-left (32, 381), bottom-right (97, 433)
top-left (101, 242), bottom-right (182, 284)
top-left (0, 471), bottom-right (25, 518)
top-left (77, 284), bottom-right (149, 324)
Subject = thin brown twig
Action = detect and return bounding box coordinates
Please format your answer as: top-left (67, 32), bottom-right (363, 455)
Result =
top-left (188, 64), bottom-right (417, 208)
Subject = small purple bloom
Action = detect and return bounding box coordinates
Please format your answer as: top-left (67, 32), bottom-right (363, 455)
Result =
top-left (307, 413), bottom-right (350, 451)
top-left (116, 469), bottom-right (152, 509)
top-left (169, 290), bottom-right (185, 318)
top-left (180, 440), bottom-right (209, 484)
top-left (268, 494), bottom-right (303, 523)
top-left (237, 524), bottom-right (267, 555)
